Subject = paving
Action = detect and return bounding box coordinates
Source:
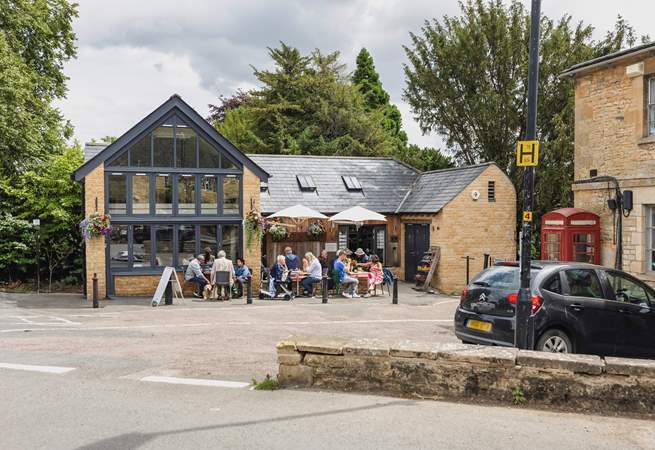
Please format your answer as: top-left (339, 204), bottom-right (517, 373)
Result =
top-left (1, 285), bottom-right (654, 449)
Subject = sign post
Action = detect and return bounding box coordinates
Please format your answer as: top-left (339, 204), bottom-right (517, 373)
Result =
top-left (516, 0), bottom-right (542, 350)
top-left (33, 218), bottom-right (41, 294)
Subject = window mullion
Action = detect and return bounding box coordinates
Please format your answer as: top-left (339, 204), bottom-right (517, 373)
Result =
top-left (218, 175), bottom-right (224, 215)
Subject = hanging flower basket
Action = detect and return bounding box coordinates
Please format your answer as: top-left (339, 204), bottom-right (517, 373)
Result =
top-left (80, 213), bottom-right (112, 240)
top-left (268, 222), bottom-right (288, 242)
top-left (244, 208), bottom-right (267, 247)
top-left (307, 221), bottom-right (325, 239)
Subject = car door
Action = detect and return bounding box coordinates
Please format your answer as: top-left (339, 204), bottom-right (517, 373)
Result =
top-left (603, 270), bottom-right (655, 357)
top-left (561, 268), bottom-right (619, 356)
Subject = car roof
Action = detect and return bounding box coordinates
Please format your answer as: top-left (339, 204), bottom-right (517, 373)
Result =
top-left (494, 260), bottom-right (607, 270)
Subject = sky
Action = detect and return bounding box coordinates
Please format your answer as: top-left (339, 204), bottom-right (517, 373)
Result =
top-left (57, 0), bottom-right (650, 150)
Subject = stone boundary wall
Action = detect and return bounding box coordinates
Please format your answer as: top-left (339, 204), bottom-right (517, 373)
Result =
top-left (277, 335), bottom-right (655, 415)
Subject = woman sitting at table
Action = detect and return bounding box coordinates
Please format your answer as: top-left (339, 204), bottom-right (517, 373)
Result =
top-left (301, 252), bottom-right (322, 297)
top-left (365, 255), bottom-right (384, 297)
top-left (270, 255), bottom-right (292, 295)
top-left (233, 257), bottom-right (251, 298)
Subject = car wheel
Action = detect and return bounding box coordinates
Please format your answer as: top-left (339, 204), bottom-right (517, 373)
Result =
top-left (537, 329), bottom-right (573, 354)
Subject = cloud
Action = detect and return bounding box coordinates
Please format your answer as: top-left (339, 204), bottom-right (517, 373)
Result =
top-left (59, 0), bottom-right (650, 148)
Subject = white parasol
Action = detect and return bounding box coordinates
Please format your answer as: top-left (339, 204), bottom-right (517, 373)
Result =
top-left (328, 206), bottom-right (386, 226)
top-left (268, 204), bottom-right (328, 221)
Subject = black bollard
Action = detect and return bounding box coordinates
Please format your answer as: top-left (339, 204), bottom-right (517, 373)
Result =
top-left (392, 276), bottom-right (398, 304)
top-left (164, 281), bottom-right (173, 305)
top-left (92, 273), bottom-right (99, 309)
top-left (246, 276), bottom-right (253, 304)
top-left (322, 276), bottom-right (328, 304)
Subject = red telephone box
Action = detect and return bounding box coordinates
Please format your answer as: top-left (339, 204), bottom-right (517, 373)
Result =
top-left (541, 208), bottom-right (601, 264)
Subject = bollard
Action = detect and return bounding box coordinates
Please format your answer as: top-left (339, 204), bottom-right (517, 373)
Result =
top-left (246, 276), bottom-right (253, 304)
top-left (164, 281), bottom-right (173, 305)
top-left (322, 276), bottom-right (328, 304)
top-left (92, 273), bottom-right (99, 309)
top-left (461, 256), bottom-right (475, 285)
top-left (392, 277), bottom-right (398, 304)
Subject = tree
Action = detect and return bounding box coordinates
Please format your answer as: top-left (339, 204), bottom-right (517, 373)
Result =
top-left (0, 214), bottom-right (34, 283)
top-left (0, 145), bottom-right (84, 290)
top-left (217, 43), bottom-right (395, 157)
top-left (0, 0), bottom-right (77, 174)
top-left (207, 89), bottom-right (252, 124)
top-left (403, 0), bottom-right (642, 231)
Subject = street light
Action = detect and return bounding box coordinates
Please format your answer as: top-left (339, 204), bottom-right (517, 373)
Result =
top-left (32, 218), bottom-right (40, 294)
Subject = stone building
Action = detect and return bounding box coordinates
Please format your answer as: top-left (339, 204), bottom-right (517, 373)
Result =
top-left (73, 95), bottom-right (516, 297)
top-left (562, 42), bottom-right (655, 283)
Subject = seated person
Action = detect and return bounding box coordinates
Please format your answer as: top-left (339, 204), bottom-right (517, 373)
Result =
top-left (203, 247), bottom-right (215, 266)
top-left (211, 250), bottom-right (235, 299)
top-left (334, 250), bottom-right (359, 299)
top-left (284, 246), bottom-right (300, 271)
top-left (318, 249), bottom-right (330, 272)
top-left (233, 257), bottom-right (251, 298)
top-left (354, 248), bottom-right (370, 265)
top-left (185, 255), bottom-right (209, 298)
top-left (366, 255), bottom-right (384, 297)
top-left (270, 255), bottom-right (292, 296)
top-left (301, 252), bottom-right (322, 297)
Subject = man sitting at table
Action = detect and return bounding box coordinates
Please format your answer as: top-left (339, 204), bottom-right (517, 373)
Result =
top-left (301, 252), bottom-right (322, 297)
top-left (211, 250), bottom-right (235, 299)
top-left (185, 254), bottom-right (209, 298)
top-left (284, 246), bottom-right (300, 271)
top-left (354, 248), bottom-right (370, 265)
top-left (334, 250), bottom-right (359, 299)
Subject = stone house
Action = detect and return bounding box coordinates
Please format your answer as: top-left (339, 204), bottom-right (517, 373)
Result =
top-left (562, 42), bottom-right (655, 283)
top-left (73, 95), bottom-right (516, 297)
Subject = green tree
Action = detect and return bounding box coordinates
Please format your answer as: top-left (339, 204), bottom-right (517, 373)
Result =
top-left (1, 145), bottom-right (84, 290)
top-left (0, 214), bottom-right (35, 283)
top-left (0, 0), bottom-right (77, 173)
top-left (403, 0), bottom-right (642, 227)
top-left (217, 43), bottom-right (395, 157)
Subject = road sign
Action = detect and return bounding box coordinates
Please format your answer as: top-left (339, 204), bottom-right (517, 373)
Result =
top-left (516, 140), bottom-right (539, 167)
top-left (523, 211), bottom-right (533, 222)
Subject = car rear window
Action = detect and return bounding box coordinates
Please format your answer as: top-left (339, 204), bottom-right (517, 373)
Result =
top-left (471, 266), bottom-right (539, 289)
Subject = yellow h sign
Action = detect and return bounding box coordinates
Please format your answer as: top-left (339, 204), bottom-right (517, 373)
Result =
top-left (516, 140), bottom-right (539, 167)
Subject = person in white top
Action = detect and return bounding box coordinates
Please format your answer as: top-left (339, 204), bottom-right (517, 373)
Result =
top-left (301, 252), bottom-right (322, 297)
top-left (211, 250), bottom-right (235, 291)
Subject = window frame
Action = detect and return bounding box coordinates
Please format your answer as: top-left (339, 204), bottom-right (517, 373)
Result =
top-left (297, 175), bottom-right (316, 192)
top-left (648, 77), bottom-right (655, 136)
top-left (561, 268), bottom-right (606, 299)
top-left (342, 175), bottom-right (363, 192)
top-left (647, 205), bottom-right (655, 273)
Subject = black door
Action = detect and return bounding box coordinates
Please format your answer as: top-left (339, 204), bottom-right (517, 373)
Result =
top-left (405, 223), bottom-right (429, 281)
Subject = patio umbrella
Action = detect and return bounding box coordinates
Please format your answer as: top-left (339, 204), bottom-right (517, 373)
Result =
top-left (268, 204), bottom-right (328, 220)
top-left (328, 206), bottom-right (386, 226)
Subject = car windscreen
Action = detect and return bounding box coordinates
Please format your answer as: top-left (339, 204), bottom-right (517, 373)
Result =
top-left (471, 266), bottom-right (540, 290)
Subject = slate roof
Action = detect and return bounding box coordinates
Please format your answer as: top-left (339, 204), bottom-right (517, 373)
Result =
top-left (84, 143), bottom-right (108, 162)
top-left (249, 155), bottom-right (494, 215)
top-left (249, 155), bottom-right (419, 214)
top-left (561, 41), bottom-right (655, 77)
top-left (395, 163), bottom-right (491, 214)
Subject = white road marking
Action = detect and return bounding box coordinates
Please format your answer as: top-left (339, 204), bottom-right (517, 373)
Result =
top-left (0, 363), bottom-right (76, 374)
top-left (0, 318), bottom-right (453, 333)
top-left (141, 375), bottom-right (250, 389)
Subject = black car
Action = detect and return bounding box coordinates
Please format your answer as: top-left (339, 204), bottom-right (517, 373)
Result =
top-left (454, 261), bottom-right (655, 358)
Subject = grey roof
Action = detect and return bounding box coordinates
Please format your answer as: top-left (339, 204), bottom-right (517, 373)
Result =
top-left (561, 41), bottom-right (655, 77)
top-left (249, 155), bottom-right (419, 214)
top-left (84, 143), bottom-right (108, 162)
top-left (395, 163), bottom-right (491, 214)
top-left (250, 155), bottom-right (493, 215)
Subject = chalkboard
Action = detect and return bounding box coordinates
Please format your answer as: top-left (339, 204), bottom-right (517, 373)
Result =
top-left (151, 267), bottom-right (184, 307)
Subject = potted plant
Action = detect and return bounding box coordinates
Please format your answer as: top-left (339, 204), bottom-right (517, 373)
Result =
top-left (244, 208), bottom-right (267, 246)
top-left (79, 213), bottom-right (112, 240)
top-left (268, 222), bottom-right (288, 242)
top-left (307, 221), bottom-right (325, 240)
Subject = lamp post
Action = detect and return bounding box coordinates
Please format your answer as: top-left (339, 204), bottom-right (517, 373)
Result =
top-left (32, 218), bottom-right (41, 294)
top-left (516, 0), bottom-right (542, 350)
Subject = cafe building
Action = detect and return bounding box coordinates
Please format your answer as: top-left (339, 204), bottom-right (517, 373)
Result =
top-left (74, 95), bottom-right (517, 297)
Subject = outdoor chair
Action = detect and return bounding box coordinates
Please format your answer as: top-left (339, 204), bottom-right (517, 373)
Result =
top-left (330, 270), bottom-right (342, 295)
top-left (212, 270), bottom-right (231, 301)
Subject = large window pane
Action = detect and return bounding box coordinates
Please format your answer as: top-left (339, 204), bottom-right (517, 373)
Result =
top-left (108, 173), bottom-right (127, 215)
top-left (177, 225), bottom-right (196, 266)
top-left (155, 174), bottom-right (172, 214)
top-left (132, 174), bottom-right (150, 214)
top-left (153, 126), bottom-right (174, 167)
top-left (200, 225), bottom-right (217, 264)
top-left (221, 155), bottom-right (236, 169)
top-left (175, 125), bottom-right (197, 168)
top-left (133, 225), bottom-right (152, 268)
top-left (564, 269), bottom-right (602, 298)
top-left (155, 225), bottom-right (173, 267)
top-left (130, 135), bottom-right (151, 167)
top-left (201, 175), bottom-right (218, 214)
top-left (108, 151), bottom-right (128, 167)
top-left (177, 175), bottom-right (196, 214)
top-left (223, 176), bottom-right (240, 215)
top-left (199, 138), bottom-right (220, 168)
top-left (222, 224), bottom-right (239, 261)
top-left (109, 225), bottom-right (129, 269)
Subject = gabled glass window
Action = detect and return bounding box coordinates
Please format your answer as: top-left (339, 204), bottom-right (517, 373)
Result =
top-left (201, 175), bottom-right (218, 214)
top-left (154, 225), bottom-right (173, 266)
top-left (177, 175), bottom-right (196, 215)
top-left (199, 137), bottom-right (221, 168)
top-left (108, 173), bottom-right (127, 215)
top-left (133, 225), bottom-right (152, 268)
top-left (176, 125), bottom-right (197, 168)
top-left (222, 155), bottom-right (236, 169)
top-left (109, 151), bottom-right (128, 167)
top-left (223, 176), bottom-right (240, 214)
top-left (177, 224), bottom-right (196, 266)
top-left (130, 135), bottom-right (151, 167)
top-left (155, 174), bottom-right (172, 215)
top-left (153, 126), bottom-right (174, 167)
top-left (131, 174), bottom-right (150, 214)
top-left (297, 175), bottom-right (316, 191)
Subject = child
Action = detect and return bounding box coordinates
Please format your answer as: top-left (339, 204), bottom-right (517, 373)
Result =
top-left (366, 255), bottom-right (384, 297)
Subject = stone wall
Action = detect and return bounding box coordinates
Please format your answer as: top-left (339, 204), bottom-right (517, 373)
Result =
top-left (84, 164), bottom-right (106, 299)
top-left (243, 167), bottom-right (262, 289)
top-left (398, 165), bottom-right (517, 294)
top-left (573, 52), bottom-right (655, 283)
top-left (278, 335), bottom-right (655, 415)
top-left (113, 273), bottom-right (196, 297)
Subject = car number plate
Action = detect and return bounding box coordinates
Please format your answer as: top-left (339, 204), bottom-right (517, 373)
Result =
top-left (466, 319), bottom-right (492, 333)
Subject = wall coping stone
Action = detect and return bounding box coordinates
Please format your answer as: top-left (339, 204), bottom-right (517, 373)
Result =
top-left (516, 349), bottom-right (604, 375)
top-left (292, 335), bottom-right (350, 355)
top-left (343, 338), bottom-right (391, 357)
top-left (436, 345), bottom-right (518, 368)
top-left (605, 357), bottom-right (655, 377)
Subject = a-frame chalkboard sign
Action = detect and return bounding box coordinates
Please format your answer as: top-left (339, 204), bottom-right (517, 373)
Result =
top-left (151, 267), bottom-right (185, 307)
